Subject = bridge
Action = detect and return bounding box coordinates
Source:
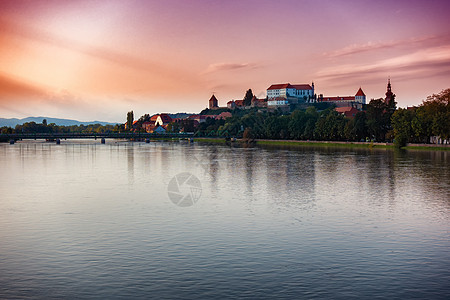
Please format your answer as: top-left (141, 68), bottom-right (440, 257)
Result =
top-left (1, 132), bottom-right (194, 143)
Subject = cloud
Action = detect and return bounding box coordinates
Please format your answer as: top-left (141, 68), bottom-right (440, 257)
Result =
top-left (202, 62), bottom-right (258, 74)
top-left (0, 16), bottom-right (201, 86)
top-left (324, 34), bottom-right (450, 58)
top-left (0, 72), bottom-right (48, 100)
top-left (316, 45), bottom-right (450, 85)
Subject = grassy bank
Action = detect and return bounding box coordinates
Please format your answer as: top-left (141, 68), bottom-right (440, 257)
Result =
top-left (194, 138), bottom-right (228, 144)
top-left (194, 138), bottom-right (450, 151)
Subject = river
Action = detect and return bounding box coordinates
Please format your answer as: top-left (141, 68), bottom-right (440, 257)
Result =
top-left (0, 140), bottom-right (449, 299)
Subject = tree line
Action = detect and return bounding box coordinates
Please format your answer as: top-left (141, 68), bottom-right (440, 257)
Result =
top-left (194, 89), bottom-right (449, 146)
top-left (2, 89), bottom-right (448, 147)
top-left (1, 120), bottom-right (124, 135)
top-left (391, 89), bottom-right (449, 146)
top-left (195, 98), bottom-right (396, 142)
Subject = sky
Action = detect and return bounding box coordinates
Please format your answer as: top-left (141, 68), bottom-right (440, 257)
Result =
top-left (0, 0), bottom-right (449, 122)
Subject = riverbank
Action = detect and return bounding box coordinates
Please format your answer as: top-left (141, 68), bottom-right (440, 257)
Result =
top-left (194, 137), bottom-right (450, 150)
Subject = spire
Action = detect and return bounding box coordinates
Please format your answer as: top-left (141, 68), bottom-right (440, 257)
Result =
top-left (385, 78), bottom-right (394, 105)
top-left (355, 87), bottom-right (365, 96)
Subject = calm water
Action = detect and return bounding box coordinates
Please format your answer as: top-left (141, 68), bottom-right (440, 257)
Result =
top-left (0, 140), bottom-right (449, 299)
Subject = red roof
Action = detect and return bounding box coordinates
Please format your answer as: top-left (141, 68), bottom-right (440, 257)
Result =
top-left (292, 84), bottom-right (313, 90)
top-left (235, 100), bottom-right (244, 106)
top-left (251, 96), bottom-right (265, 103)
top-left (335, 106), bottom-right (360, 118)
top-left (209, 95), bottom-right (218, 102)
top-left (355, 88), bottom-right (365, 96)
top-left (150, 115), bottom-right (159, 121)
top-left (268, 83), bottom-right (292, 90)
top-left (215, 112), bottom-right (232, 120)
top-left (322, 96), bottom-right (355, 102)
top-left (159, 114), bottom-right (172, 123)
top-left (267, 83), bottom-right (312, 90)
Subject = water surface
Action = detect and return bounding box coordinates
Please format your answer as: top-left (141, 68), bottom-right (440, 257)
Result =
top-left (0, 141), bottom-right (449, 299)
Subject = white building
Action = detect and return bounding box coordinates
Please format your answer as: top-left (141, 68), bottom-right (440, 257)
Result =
top-left (267, 83), bottom-right (315, 104)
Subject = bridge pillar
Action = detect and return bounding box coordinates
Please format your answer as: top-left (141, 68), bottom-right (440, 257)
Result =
top-left (101, 138), bottom-right (106, 144)
top-left (56, 138), bottom-right (60, 145)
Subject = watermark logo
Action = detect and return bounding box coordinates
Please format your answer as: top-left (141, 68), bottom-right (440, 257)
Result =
top-left (167, 172), bottom-right (202, 207)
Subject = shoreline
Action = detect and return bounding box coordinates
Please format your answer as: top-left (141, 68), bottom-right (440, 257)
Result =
top-left (194, 137), bottom-right (450, 151)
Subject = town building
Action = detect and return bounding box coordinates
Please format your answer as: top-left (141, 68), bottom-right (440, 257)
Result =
top-left (142, 121), bottom-right (156, 133)
top-left (153, 126), bottom-right (167, 134)
top-left (154, 114), bottom-right (173, 126)
top-left (188, 114), bottom-right (209, 123)
top-left (384, 79), bottom-right (395, 105)
top-left (267, 83), bottom-right (315, 105)
top-left (335, 106), bottom-right (360, 118)
top-left (215, 112), bottom-right (232, 120)
top-left (209, 94), bottom-right (219, 109)
top-left (319, 87), bottom-right (366, 110)
top-left (227, 100), bottom-right (245, 109)
top-left (251, 96), bottom-right (267, 108)
top-left (227, 96), bottom-right (266, 109)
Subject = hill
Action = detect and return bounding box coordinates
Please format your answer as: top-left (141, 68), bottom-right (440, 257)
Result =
top-left (0, 117), bottom-right (118, 128)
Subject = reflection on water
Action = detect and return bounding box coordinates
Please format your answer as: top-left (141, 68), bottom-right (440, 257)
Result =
top-left (0, 140), bottom-right (449, 299)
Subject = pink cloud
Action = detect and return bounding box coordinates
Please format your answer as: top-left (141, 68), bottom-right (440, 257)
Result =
top-left (316, 45), bottom-right (450, 84)
top-left (324, 34), bottom-right (450, 58)
top-left (202, 62), bottom-right (259, 75)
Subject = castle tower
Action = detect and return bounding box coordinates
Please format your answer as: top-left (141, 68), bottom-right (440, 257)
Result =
top-left (355, 87), bottom-right (366, 105)
top-left (209, 94), bottom-right (218, 109)
top-left (385, 78), bottom-right (394, 106)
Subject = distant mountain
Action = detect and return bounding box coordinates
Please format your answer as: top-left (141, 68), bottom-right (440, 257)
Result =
top-left (0, 117), bottom-right (118, 128)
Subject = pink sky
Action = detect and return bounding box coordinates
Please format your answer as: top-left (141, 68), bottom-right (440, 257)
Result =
top-left (1, 0), bottom-right (449, 122)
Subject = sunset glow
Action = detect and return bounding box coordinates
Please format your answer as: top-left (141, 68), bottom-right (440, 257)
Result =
top-left (1, 0), bottom-right (449, 122)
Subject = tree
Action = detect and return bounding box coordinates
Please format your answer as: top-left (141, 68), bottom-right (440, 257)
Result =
top-left (42, 119), bottom-right (47, 126)
top-left (243, 89), bottom-right (254, 107)
top-left (391, 108), bottom-right (415, 148)
top-left (366, 98), bottom-right (394, 141)
top-left (314, 110), bottom-right (348, 141)
top-left (126, 111), bottom-right (134, 131)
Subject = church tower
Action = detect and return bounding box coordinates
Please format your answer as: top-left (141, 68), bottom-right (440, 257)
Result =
top-left (355, 87), bottom-right (366, 104)
top-left (385, 78), bottom-right (394, 106)
top-left (209, 94), bottom-right (218, 109)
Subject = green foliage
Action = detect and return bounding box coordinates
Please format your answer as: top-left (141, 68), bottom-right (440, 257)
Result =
top-left (243, 89), bottom-right (254, 107)
top-left (391, 108), bottom-right (414, 145)
top-left (314, 110), bottom-right (348, 141)
top-left (3, 89), bottom-right (447, 145)
top-left (391, 89), bottom-right (449, 144)
top-left (200, 107), bottom-right (230, 115)
top-left (126, 111), bottom-right (134, 131)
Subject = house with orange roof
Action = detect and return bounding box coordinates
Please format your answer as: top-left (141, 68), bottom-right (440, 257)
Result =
top-left (335, 106), bottom-right (360, 118)
top-left (153, 114), bottom-right (172, 126)
top-left (215, 112), bottom-right (232, 120)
